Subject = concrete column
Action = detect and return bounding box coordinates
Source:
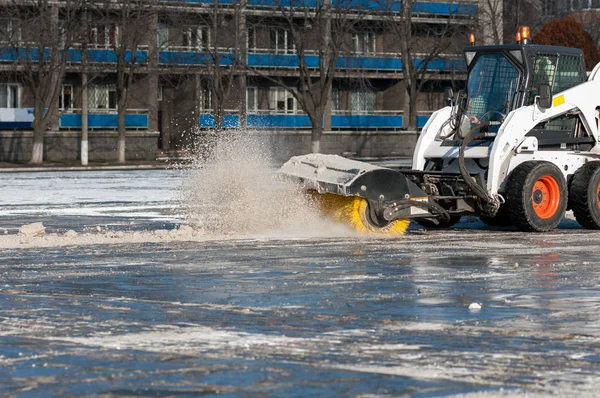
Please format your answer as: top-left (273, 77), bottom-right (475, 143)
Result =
top-left (194, 73), bottom-right (202, 131)
top-left (147, 9), bottom-right (159, 132)
top-left (400, 80), bottom-right (411, 129)
top-left (81, 73), bottom-right (89, 165)
top-left (323, 0), bottom-right (332, 132)
top-left (478, 0), bottom-right (503, 45)
top-left (237, 0), bottom-right (247, 129)
top-left (160, 88), bottom-right (172, 150)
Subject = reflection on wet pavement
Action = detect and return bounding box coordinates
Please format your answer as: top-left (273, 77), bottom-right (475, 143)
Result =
top-left (2, 233), bottom-right (600, 396)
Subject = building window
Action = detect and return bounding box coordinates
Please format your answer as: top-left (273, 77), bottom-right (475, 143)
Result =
top-left (268, 87), bottom-right (296, 114)
top-left (90, 24), bottom-right (118, 48)
top-left (247, 27), bottom-right (257, 51)
top-left (572, 0), bottom-right (599, 8)
top-left (89, 85), bottom-right (117, 110)
top-left (158, 23), bottom-right (169, 48)
top-left (270, 28), bottom-right (294, 54)
top-left (0, 84), bottom-right (19, 108)
top-left (0, 18), bottom-right (20, 42)
top-left (247, 86), bottom-right (258, 112)
top-left (183, 26), bottom-right (210, 50)
top-left (200, 88), bottom-right (212, 112)
top-left (331, 88), bottom-right (340, 111)
top-left (351, 88), bottom-right (376, 113)
top-left (59, 84), bottom-right (73, 111)
top-left (352, 32), bottom-right (376, 55)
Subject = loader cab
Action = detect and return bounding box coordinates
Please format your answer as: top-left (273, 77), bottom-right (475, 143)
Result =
top-left (461, 43), bottom-right (586, 136)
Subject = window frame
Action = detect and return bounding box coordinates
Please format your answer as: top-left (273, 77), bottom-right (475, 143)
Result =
top-left (0, 83), bottom-right (20, 108)
top-left (246, 86), bottom-right (258, 112)
top-left (88, 84), bottom-right (117, 111)
top-left (59, 84), bottom-right (74, 112)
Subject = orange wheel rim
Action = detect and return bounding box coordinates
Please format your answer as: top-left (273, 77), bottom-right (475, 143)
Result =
top-left (531, 175), bottom-right (560, 219)
top-left (597, 185), bottom-right (600, 209)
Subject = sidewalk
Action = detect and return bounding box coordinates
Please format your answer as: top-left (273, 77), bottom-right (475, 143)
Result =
top-left (0, 160), bottom-right (182, 173)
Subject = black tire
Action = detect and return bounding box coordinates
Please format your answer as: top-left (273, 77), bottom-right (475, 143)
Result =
top-left (479, 206), bottom-right (511, 226)
top-left (504, 161), bottom-right (567, 232)
top-left (570, 162), bottom-right (600, 229)
top-left (416, 216), bottom-right (461, 229)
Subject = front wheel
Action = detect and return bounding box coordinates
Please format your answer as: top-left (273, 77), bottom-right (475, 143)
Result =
top-left (504, 162), bottom-right (567, 232)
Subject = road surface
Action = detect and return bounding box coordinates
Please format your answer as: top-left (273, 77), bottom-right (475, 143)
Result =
top-left (1, 169), bottom-right (600, 397)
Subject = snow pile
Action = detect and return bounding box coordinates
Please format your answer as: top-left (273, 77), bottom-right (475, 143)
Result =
top-left (19, 222), bottom-right (46, 237)
top-left (0, 224), bottom-right (204, 249)
top-left (180, 132), bottom-right (352, 238)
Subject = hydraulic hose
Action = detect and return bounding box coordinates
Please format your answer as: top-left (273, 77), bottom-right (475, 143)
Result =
top-left (457, 121), bottom-right (500, 217)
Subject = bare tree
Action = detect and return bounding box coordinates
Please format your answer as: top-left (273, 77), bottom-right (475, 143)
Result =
top-left (201, 0), bottom-right (245, 131)
top-left (246, 0), bottom-right (364, 153)
top-left (1, 0), bottom-right (83, 164)
top-left (92, 0), bottom-right (153, 164)
top-left (381, 0), bottom-right (469, 129)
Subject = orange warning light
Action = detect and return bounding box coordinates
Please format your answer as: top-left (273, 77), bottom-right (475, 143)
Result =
top-left (469, 32), bottom-right (476, 46)
top-left (519, 26), bottom-right (531, 41)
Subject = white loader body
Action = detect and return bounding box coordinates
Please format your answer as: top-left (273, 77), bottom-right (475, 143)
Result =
top-left (414, 62), bottom-right (600, 199)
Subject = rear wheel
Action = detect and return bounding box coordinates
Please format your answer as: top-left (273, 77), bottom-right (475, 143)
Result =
top-left (416, 216), bottom-right (461, 229)
top-left (504, 162), bottom-right (567, 232)
top-left (315, 194), bottom-right (409, 236)
top-left (570, 162), bottom-right (600, 229)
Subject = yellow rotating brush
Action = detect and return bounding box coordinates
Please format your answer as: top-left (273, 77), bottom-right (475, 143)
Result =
top-left (311, 192), bottom-right (410, 236)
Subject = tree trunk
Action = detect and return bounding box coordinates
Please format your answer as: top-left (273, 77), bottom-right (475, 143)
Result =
top-left (30, 130), bottom-right (44, 164)
top-left (81, 73), bottom-right (89, 166)
top-left (117, 107), bottom-right (126, 164)
top-left (310, 122), bottom-right (323, 153)
top-left (30, 103), bottom-right (45, 164)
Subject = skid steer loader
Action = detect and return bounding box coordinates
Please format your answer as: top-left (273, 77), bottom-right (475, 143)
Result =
top-left (279, 26), bottom-right (600, 234)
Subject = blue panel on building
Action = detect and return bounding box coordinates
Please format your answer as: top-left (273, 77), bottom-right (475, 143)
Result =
top-left (247, 114), bottom-right (312, 128)
top-left (331, 115), bottom-right (404, 128)
top-left (159, 51), bottom-right (235, 65)
top-left (0, 122), bottom-right (35, 129)
top-left (247, 0), bottom-right (318, 7)
top-left (413, 57), bottom-right (466, 71)
top-left (199, 114), bottom-right (239, 128)
top-left (162, 0), bottom-right (475, 15)
top-left (247, 53), bottom-right (319, 68)
top-left (412, 2), bottom-right (476, 15)
top-left (60, 114), bottom-right (149, 129)
top-left (416, 115), bottom-right (430, 128)
top-left (0, 48), bottom-right (147, 63)
top-left (337, 56), bottom-right (402, 70)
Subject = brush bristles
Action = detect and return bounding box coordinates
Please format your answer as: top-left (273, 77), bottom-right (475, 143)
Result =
top-left (310, 193), bottom-right (409, 236)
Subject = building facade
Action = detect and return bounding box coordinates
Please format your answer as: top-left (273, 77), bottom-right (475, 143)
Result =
top-left (0, 0), bottom-right (484, 162)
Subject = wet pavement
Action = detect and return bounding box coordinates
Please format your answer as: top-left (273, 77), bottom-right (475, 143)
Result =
top-left (1, 170), bottom-right (600, 396)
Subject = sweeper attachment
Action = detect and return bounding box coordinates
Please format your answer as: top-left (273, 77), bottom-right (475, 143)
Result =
top-left (279, 152), bottom-right (487, 235)
top-left (279, 26), bottom-right (600, 236)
